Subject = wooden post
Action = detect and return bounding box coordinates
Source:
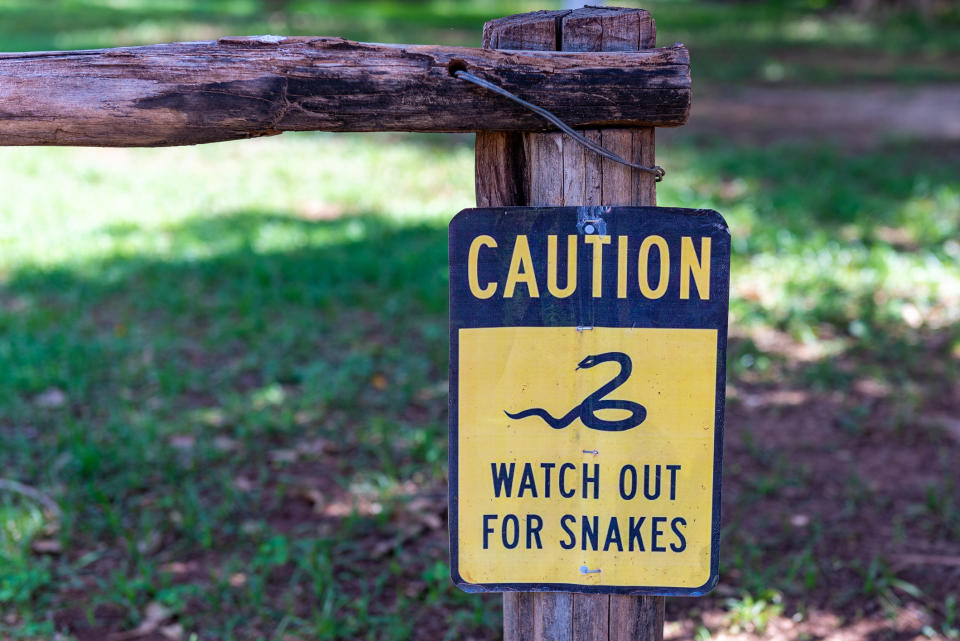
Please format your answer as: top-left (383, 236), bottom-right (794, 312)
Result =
top-left (474, 7), bottom-right (666, 641)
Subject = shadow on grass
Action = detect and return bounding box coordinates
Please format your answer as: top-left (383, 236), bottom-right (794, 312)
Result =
top-left (0, 212), bottom-right (477, 639)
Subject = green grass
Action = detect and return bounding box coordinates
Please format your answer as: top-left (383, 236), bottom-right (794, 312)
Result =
top-left (0, 136), bottom-right (475, 638)
top-left (643, 0), bottom-right (960, 85)
top-left (1, 1), bottom-right (959, 640)
top-left (1, 132), bottom-right (958, 639)
top-left (1, 0), bottom-right (958, 83)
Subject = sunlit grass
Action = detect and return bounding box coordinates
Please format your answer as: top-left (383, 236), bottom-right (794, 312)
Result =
top-left (4, 131), bottom-right (956, 637)
top-left (0, 499), bottom-right (45, 561)
top-left (657, 140), bottom-right (960, 348)
top-left (1, 0), bottom-right (957, 82)
top-left (0, 498), bottom-right (51, 614)
top-left (0, 133), bottom-right (473, 272)
top-left (3, 133), bottom-right (958, 348)
top-left (3, 133), bottom-right (957, 379)
top-left (1, 1), bottom-right (959, 638)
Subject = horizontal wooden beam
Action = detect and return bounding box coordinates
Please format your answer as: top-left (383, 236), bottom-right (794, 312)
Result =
top-left (0, 36), bottom-right (690, 147)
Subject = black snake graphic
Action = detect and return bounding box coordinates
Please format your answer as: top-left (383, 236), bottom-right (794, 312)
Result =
top-left (504, 352), bottom-right (647, 432)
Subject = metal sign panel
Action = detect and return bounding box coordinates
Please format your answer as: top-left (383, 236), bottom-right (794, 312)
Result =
top-left (448, 206), bottom-right (729, 595)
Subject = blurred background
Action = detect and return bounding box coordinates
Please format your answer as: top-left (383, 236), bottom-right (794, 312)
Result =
top-left (0, 1), bottom-right (958, 640)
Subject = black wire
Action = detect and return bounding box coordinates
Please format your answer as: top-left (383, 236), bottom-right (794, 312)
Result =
top-left (455, 70), bottom-right (665, 182)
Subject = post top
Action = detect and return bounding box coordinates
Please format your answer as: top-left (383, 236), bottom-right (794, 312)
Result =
top-left (483, 6), bottom-right (656, 52)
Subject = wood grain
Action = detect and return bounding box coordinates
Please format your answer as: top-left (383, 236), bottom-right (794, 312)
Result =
top-left (475, 126), bottom-right (527, 208)
top-left (536, 592), bottom-right (573, 641)
top-left (504, 592), bottom-right (536, 641)
top-left (0, 35), bottom-right (689, 147)
top-left (610, 595), bottom-right (664, 641)
top-left (561, 7), bottom-right (656, 52)
top-left (573, 593), bottom-right (610, 641)
top-left (482, 10), bottom-right (569, 50)
top-left (475, 9), bottom-right (569, 209)
top-left (477, 7), bottom-right (668, 641)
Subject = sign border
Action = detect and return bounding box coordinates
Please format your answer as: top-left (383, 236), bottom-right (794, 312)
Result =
top-left (448, 206), bottom-right (728, 596)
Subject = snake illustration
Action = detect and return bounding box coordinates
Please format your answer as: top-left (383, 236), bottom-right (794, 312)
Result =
top-left (504, 352), bottom-right (647, 432)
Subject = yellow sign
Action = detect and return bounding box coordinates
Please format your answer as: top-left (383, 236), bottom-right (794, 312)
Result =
top-left (449, 207), bottom-right (729, 595)
top-left (458, 326), bottom-right (716, 589)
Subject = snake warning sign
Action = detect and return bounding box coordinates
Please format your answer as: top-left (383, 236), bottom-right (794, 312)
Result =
top-left (448, 206), bottom-right (729, 595)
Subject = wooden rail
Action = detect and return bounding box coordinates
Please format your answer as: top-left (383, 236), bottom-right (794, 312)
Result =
top-left (0, 36), bottom-right (689, 147)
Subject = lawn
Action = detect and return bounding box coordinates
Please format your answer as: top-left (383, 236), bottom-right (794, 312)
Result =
top-left (1, 2), bottom-right (959, 641)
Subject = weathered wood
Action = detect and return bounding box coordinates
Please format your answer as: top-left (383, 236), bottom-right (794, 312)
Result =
top-left (610, 595), bottom-right (664, 641)
top-left (503, 591), bottom-right (535, 641)
top-left (573, 593), bottom-right (609, 641)
top-left (536, 592), bottom-right (573, 641)
top-left (478, 7), bottom-right (667, 641)
top-left (475, 10), bottom-right (564, 209)
top-left (561, 7), bottom-right (656, 52)
top-left (482, 10), bottom-right (569, 51)
top-left (0, 35), bottom-right (689, 147)
top-left (475, 127), bottom-right (528, 208)
top-left (525, 127), bottom-right (656, 206)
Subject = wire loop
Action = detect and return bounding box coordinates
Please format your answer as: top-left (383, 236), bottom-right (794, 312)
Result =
top-left (454, 70), bottom-right (665, 182)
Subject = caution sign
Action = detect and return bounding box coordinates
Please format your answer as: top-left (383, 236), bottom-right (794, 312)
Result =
top-left (448, 206), bottom-right (729, 595)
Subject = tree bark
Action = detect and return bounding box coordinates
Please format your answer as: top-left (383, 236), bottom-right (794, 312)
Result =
top-left (0, 36), bottom-right (689, 147)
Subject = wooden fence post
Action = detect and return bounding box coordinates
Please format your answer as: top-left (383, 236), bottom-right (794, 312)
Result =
top-left (474, 7), bottom-right (666, 641)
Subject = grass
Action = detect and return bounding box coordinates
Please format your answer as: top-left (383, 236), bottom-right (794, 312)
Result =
top-left (1, 133), bottom-right (958, 640)
top-left (0, 136), bottom-right (475, 639)
top-left (1, 0), bottom-right (958, 83)
top-left (0, 1), bottom-right (959, 640)
top-left (642, 0), bottom-right (960, 85)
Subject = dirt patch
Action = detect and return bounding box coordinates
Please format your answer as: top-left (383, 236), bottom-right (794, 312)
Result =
top-left (661, 365), bottom-right (960, 640)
